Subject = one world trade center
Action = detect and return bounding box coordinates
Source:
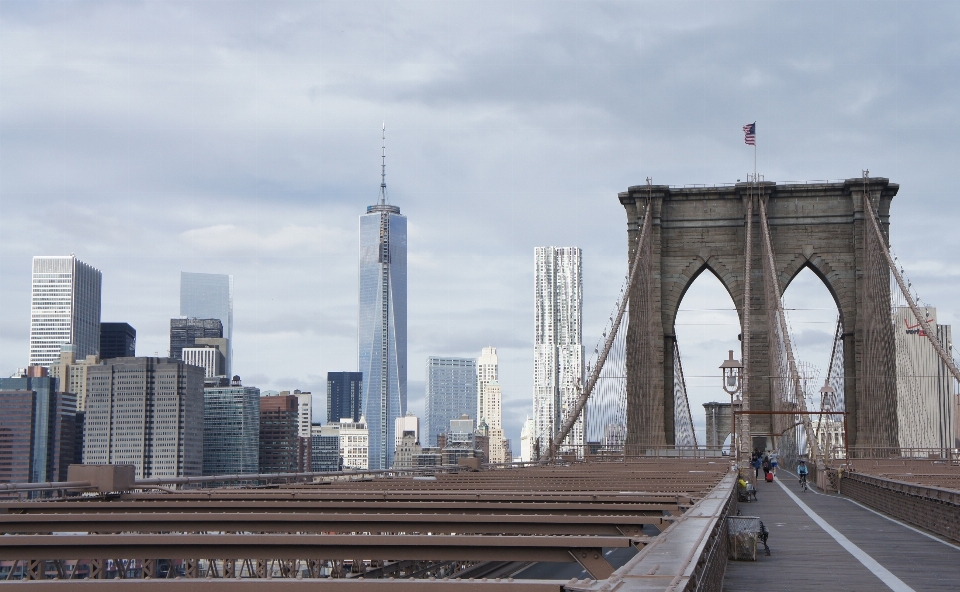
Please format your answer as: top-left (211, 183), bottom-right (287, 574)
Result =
top-left (358, 128), bottom-right (407, 469)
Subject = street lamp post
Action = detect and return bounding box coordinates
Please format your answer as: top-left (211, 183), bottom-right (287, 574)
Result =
top-left (720, 350), bottom-right (743, 462)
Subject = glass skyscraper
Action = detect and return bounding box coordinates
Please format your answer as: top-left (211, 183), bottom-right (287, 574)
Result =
top-left (425, 357), bottom-right (477, 447)
top-left (327, 371), bottom-right (363, 423)
top-left (203, 378), bottom-right (260, 476)
top-left (29, 255), bottom-right (102, 367)
top-left (180, 272), bottom-right (234, 375)
top-left (358, 135), bottom-right (407, 469)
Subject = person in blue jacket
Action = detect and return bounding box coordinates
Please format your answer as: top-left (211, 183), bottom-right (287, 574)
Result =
top-left (797, 459), bottom-right (810, 487)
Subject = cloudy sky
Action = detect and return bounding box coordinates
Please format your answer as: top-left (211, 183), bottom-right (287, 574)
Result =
top-left (2, 1), bottom-right (959, 449)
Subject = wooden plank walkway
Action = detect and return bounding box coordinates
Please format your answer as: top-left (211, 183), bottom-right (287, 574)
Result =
top-left (723, 470), bottom-right (960, 591)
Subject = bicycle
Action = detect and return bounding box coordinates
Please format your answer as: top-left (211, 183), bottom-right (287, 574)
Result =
top-left (798, 473), bottom-right (809, 492)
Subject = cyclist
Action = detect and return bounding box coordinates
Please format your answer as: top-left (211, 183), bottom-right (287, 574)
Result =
top-left (797, 459), bottom-right (809, 491)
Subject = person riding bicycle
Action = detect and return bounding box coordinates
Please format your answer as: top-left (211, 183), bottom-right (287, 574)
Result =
top-left (797, 459), bottom-right (809, 488)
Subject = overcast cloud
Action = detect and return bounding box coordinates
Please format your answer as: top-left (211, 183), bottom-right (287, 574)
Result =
top-left (2, 1), bottom-right (959, 448)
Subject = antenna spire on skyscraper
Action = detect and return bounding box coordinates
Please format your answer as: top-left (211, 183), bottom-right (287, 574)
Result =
top-left (379, 122), bottom-right (387, 205)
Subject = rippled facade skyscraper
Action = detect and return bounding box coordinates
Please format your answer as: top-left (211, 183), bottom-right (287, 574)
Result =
top-left (358, 130), bottom-right (407, 469)
top-left (533, 247), bottom-right (584, 453)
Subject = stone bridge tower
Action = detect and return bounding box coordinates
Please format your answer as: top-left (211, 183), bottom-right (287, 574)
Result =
top-left (619, 178), bottom-right (899, 451)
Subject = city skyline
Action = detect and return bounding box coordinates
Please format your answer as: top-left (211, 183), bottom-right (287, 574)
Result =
top-left (3, 2), bottom-right (960, 451)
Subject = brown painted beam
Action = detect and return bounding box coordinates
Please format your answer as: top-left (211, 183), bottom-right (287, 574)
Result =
top-left (0, 512), bottom-right (674, 535)
top-left (0, 534), bottom-right (631, 563)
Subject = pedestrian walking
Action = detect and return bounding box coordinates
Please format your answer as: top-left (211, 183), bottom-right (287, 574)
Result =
top-left (751, 454), bottom-right (761, 478)
top-left (770, 450), bottom-right (779, 475)
top-left (761, 454), bottom-right (771, 479)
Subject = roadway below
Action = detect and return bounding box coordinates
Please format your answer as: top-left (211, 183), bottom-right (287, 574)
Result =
top-left (723, 470), bottom-right (960, 591)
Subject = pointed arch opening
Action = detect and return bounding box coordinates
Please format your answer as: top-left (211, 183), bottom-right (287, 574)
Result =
top-left (673, 266), bottom-right (742, 449)
top-left (781, 265), bottom-right (843, 392)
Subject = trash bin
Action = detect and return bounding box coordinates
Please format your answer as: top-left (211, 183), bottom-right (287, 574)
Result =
top-left (727, 516), bottom-right (761, 561)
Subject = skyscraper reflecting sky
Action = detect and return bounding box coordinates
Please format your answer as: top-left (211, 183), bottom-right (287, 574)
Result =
top-left (425, 356), bottom-right (477, 448)
top-left (358, 128), bottom-right (407, 469)
top-left (180, 272), bottom-right (233, 375)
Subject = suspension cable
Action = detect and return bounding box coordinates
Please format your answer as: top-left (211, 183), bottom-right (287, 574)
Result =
top-left (758, 191), bottom-right (821, 467)
top-left (547, 184), bottom-right (653, 460)
top-left (861, 173), bottom-right (960, 385)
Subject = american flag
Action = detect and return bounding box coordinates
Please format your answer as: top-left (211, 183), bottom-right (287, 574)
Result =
top-left (743, 122), bottom-right (756, 146)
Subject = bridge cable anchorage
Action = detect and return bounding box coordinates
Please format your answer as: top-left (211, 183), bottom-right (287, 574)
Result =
top-left (547, 181), bottom-right (654, 461)
top-left (757, 190), bottom-right (822, 469)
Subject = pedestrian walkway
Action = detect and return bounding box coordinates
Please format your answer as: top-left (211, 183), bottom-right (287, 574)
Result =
top-left (723, 470), bottom-right (960, 591)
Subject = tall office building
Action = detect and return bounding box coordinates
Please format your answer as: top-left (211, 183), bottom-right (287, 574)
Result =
top-left (203, 376), bottom-right (260, 476)
top-left (533, 247), bottom-right (584, 452)
top-left (311, 424), bottom-right (342, 472)
top-left (477, 347), bottom-right (498, 424)
top-left (484, 380), bottom-right (506, 463)
top-left (894, 306), bottom-right (955, 451)
top-left (295, 390), bottom-right (312, 439)
top-left (327, 372), bottom-right (363, 424)
top-left (169, 318), bottom-right (223, 361)
top-left (259, 394), bottom-right (300, 473)
top-left (83, 358), bottom-right (204, 478)
top-left (477, 347), bottom-right (505, 462)
top-left (99, 322), bottom-right (136, 359)
top-left (182, 347), bottom-right (225, 378)
top-left (358, 133), bottom-right (407, 469)
top-left (425, 357), bottom-right (477, 447)
top-left (29, 255), bottom-right (102, 367)
top-left (0, 368), bottom-right (77, 483)
top-left (180, 272), bottom-right (234, 375)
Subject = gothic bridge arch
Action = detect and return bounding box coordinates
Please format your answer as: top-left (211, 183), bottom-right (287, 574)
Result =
top-left (620, 178), bottom-right (898, 448)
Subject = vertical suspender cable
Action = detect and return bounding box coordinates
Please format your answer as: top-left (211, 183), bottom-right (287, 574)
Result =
top-left (740, 187), bottom-right (754, 463)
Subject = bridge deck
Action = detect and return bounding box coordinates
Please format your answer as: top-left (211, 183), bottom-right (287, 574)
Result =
top-left (723, 470), bottom-right (960, 591)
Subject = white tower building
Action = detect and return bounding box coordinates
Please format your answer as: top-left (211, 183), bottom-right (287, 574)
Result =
top-left (533, 247), bottom-right (584, 453)
top-left (477, 347), bottom-right (498, 422)
top-left (519, 416), bottom-right (535, 462)
top-left (292, 390), bottom-right (313, 439)
top-left (484, 380), bottom-right (506, 463)
top-left (29, 255), bottom-right (102, 367)
top-left (477, 347), bottom-right (506, 463)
